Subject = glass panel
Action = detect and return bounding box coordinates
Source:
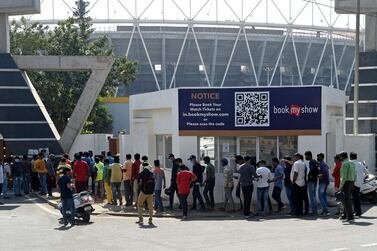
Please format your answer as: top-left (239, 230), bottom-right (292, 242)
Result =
top-left (156, 135), bottom-right (164, 167)
top-left (278, 136), bottom-right (298, 159)
top-left (218, 137), bottom-right (237, 173)
top-left (199, 136), bottom-right (216, 169)
top-left (259, 136), bottom-right (277, 167)
top-left (164, 135), bottom-right (172, 169)
top-left (239, 137), bottom-right (257, 157)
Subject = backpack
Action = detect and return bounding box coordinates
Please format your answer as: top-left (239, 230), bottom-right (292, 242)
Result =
top-left (143, 172), bottom-right (155, 195)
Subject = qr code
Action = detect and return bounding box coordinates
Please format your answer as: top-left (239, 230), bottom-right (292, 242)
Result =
top-left (235, 92), bottom-right (270, 127)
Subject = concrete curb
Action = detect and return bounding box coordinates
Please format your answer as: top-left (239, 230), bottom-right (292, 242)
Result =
top-left (30, 192), bottom-right (235, 219)
top-left (28, 193), bottom-right (60, 210)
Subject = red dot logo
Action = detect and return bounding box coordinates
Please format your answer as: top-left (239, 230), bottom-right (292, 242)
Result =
top-left (290, 105), bottom-right (301, 117)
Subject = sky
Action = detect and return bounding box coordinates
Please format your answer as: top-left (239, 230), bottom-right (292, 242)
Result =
top-left (15, 0), bottom-right (364, 29)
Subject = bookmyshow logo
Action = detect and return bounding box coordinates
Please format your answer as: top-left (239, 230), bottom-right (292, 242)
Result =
top-left (273, 104), bottom-right (319, 117)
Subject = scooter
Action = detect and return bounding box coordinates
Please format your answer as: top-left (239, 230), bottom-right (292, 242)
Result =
top-left (59, 191), bottom-right (95, 223)
top-left (360, 173), bottom-right (377, 204)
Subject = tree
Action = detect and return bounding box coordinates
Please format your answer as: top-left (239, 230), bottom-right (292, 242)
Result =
top-left (10, 1), bottom-right (137, 134)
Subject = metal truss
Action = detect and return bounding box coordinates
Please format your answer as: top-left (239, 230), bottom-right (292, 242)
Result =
top-left (24, 0), bottom-right (362, 92)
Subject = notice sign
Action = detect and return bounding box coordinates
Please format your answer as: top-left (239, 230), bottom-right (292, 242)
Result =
top-left (178, 87), bottom-right (322, 136)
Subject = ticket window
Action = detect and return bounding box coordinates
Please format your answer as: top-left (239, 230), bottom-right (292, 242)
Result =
top-left (278, 136), bottom-right (298, 159)
top-left (199, 136), bottom-right (216, 166)
top-left (218, 137), bottom-right (236, 173)
top-left (259, 136), bottom-right (277, 167)
top-left (156, 135), bottom-right (172, 169)
top-left (239, 137), bottom-right (257, 158)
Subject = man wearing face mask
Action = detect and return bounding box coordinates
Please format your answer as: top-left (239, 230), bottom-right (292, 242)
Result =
top-left (188, 155), bottom-right (205, 211)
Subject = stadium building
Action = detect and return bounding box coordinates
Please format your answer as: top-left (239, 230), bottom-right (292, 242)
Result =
top-left (29, 1), bottom-right (376, 178)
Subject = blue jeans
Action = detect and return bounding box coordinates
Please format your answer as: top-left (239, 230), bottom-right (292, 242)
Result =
top-left (61, 197), bottom-right (75, 224)
top-left (2, 177), bottom-right (8, 196)
top-left (13, 176), bottom-right (23, 195)
top-left (318, 182), bottom-right (328, 212)
top-left (38, 173), bottom-right (47, 194)
top-left (257, 187), bottom-right (270, 215)
top-left (307, 182), bottom-right (318, 214)
top-left (284, 185), bottom-right (295, 214)
top-left (23, 173), bottom-right (31, 194)
top-left (154, 190), bottom-right (164, 211)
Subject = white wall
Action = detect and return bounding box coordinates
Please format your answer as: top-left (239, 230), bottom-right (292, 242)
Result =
top-left (344, 134), bottom-right (376, 174)
top-left (69, 134), bottom-right (112, 158)
top-left (118, 134), bottom-right (132, 163)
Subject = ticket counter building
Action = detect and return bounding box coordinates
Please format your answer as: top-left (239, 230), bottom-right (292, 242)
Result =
top-left (128, 86), bottom-right (349, 202)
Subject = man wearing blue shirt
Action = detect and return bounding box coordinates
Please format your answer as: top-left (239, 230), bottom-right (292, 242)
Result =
top-left (58, 168), bottom-right (75, 226)
top-left (271, 157), bottom-right (284, 211)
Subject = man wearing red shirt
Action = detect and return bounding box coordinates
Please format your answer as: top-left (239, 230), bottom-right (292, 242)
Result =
top-left (131, 153), bottom-right (142, 205)
top-left (177, 165), bottom-right (197, 219)
top-left (73, 153), bottom-right (89, 193)
top-left (332, 154), bottom-right (342, 192)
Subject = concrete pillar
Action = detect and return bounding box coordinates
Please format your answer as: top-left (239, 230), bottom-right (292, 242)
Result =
top-left (0, 14), bottom-right (9, 53)
top-left (365, 15), bottom-right (377, 52)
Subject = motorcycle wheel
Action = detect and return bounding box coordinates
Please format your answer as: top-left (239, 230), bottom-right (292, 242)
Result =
top-left (83, 213), bottom-right (90, 223)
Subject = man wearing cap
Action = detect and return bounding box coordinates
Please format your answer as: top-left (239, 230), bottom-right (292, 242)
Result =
top-left (168, 154), bottom-right (180, 210)
top-left (189, 155), bottom-right (205, 211)
top-left (339, 151), bottom-right (356, 222)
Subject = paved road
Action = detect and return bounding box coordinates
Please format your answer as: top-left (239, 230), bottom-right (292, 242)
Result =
top-left (1, 195), bottom-right (377, 251)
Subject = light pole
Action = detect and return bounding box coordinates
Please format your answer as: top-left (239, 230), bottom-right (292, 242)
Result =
top-left (354, 0), bottom-right (360, 135)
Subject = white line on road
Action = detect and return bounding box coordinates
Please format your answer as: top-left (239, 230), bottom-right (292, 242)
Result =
top-left (330, 248), bottom-right (349, 251)
top-left (361, 243), bottom-right (377, 248)
top-left (25, 196), bottom-right (60, 216)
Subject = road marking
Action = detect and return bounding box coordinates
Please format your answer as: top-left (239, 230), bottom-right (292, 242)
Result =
top-left (361, 243), bottom-right (377, 248)
top-left (26, 196), bottom-right (60, 216)
top-left (330, 248), bottom-right (349, 251)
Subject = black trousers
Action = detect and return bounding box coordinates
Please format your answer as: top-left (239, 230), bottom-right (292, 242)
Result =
top-left (242, 185), bottom-right (253, 216)
top-left (179, 194), bottom-right (188, 217)
top-left (353, 186), bottom-right (361, 216)
top-left (123, 180), bottom-right (133, 205)
top-left (342, 181), bottom-right (354, 220)
top-left (169, 182), bottom-right (180, 207)
top-left (192, 184), bottom-right (205, 209)
top-left (272, 186), bottom-right (284, 210)
top-left (303, 185), bottom-right (309, 213)
top-left (292, 184), bottom-right (306, 216)
top-left (31, 172), bottom-right (40, 191)
top-left (204, 180), bottom-right (215, 208)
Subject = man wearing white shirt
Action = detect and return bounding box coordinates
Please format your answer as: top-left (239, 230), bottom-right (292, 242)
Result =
top-left (291, 153), bottom-right (306, 217)
top-left (256, 160), bottom-right (272, 216)
top-left (350, 152), bottom-right (368, 217)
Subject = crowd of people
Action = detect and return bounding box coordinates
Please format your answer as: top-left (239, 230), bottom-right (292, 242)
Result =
top-left (0, 149), bottom-right (369, 225)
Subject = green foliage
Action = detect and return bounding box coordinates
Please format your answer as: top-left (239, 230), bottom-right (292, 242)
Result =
top-left (10, 11), bottom-right (137, 134)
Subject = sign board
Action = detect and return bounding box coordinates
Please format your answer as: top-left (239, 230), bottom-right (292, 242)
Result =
top-left (27, 149), bottom-right (39, 156)
top-left (0, 0), bottom-right (40, 15)
top-left (335, 0), bottom-right (377, 14)
top-left (178, 87), bottom-right (322, 136)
